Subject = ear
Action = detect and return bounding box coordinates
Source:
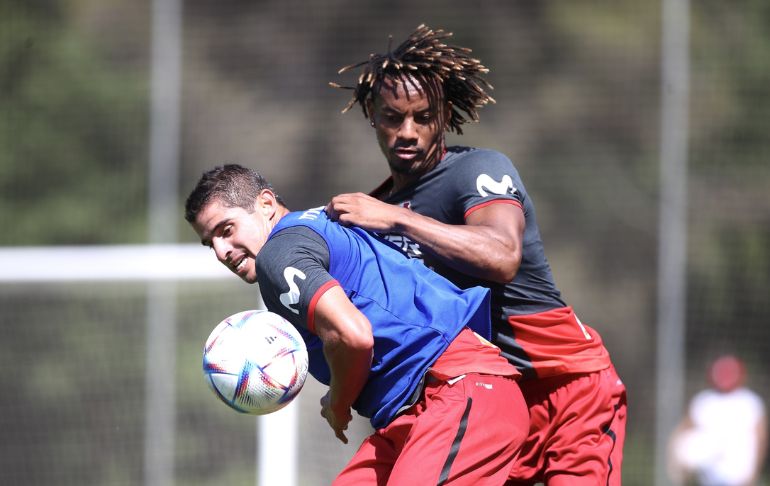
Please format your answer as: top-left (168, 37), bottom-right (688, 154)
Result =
top-left (256, 189), bottom-right (279, 218)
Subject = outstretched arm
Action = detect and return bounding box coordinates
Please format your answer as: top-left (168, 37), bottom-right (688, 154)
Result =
top-left (327, 192), bottom-right (524, 283)
top-left (312, 284), bottom-right (374, 444)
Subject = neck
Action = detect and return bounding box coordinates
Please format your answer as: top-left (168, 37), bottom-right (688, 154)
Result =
top-left (270, 205), bottom-right (290, 229)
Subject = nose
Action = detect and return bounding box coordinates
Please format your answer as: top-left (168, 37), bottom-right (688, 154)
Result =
top-left (211, 238), bottom-right (231, 265)
top-left (397, 117), bottom-right (417, 141)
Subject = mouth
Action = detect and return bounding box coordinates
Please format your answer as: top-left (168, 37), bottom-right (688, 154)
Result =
top-left (231, 255), bottom-right (249, 275)
top-left (393, 147), bottom-right (421, 161)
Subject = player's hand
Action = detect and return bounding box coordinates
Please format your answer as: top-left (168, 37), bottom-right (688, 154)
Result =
top-left (320, 392), bottom-right (352, 444)
top-left (326, 192), bottom-right (405, 233)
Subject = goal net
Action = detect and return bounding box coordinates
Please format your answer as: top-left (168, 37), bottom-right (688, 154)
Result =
top-left (0, 245), bottom-right (371, 486)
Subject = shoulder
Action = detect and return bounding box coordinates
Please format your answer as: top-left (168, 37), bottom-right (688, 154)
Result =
top-left (441, 146), bottom-right (525, 199)
top-left (257, 223), bottom-right (333, 294)
top-left (446, 146), bottom-right (513, 164)
top-left (443, 146), bottom-right (517, 177)
top-left (689, 389), bottom-right (718, 411)
top-left (443, 146), bottom-right (507, 163)
top-left (267, 224), bottom-right (326, 247)
top-left (735, 388), bottom-right (766, 410)
top-left (259, 224), bottom-right (329, 270)
top-left (270, 209), bottom-right (338, 245)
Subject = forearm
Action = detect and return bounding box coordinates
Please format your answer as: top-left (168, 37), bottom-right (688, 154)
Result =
top-left (395, 207), bottom-right (520, 282)
top-left (328, 192), bottom-right (523, 283)
top-left (314, 285), bottom-right (374, 414)
top-left (324, 340), bottom-right (372, 413)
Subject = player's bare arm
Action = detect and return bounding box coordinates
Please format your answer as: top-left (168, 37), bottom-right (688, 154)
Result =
top-left (328, 192), bottom-right (524, 283)
top-left (313, 284), bottom-right (374, 443)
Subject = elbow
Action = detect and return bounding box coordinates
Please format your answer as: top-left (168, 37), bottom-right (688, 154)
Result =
top-left (489, 254), bottom-right (520, 284)
top-left (342, 318), bottom-right (374, 354)
top-left (490, 269), bottom-right (516, 284)
top-left (339, 330), bottom-right (374, 367)
top-left (342, 332), bottom-right (373, 354)
top-left (459, 253), bottom-right (519, 283)
top-left (324, 326), bottom-right (374, 364)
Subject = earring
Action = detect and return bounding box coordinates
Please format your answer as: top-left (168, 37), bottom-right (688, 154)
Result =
top-left (370, 120), bottom-right (375, 127)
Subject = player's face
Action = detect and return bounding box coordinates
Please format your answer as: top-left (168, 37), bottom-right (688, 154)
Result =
top-left (191, 197), bottom-right (273, 284)
top-left (368, 77), bottom-right (447, 182)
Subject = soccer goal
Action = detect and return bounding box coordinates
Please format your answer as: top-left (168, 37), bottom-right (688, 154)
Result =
top-left (0, 244), bottom-right (370, 486)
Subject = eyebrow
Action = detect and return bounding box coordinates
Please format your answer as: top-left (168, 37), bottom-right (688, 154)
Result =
top-left (199, 219), bottom-right (229, 247)
top-left (381, 106), bottom-right (432, 116)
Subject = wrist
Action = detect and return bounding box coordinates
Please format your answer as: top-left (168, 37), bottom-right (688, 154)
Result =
top-left (392, 205), bottom-right (416, 234)
top-left (329, 399), bottom-right (351, 417)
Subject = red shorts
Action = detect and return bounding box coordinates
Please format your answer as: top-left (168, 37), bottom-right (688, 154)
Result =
top-left (506, 365), bottom-right (627, 486)
top-left (333, 373), bottom-right (529, 486)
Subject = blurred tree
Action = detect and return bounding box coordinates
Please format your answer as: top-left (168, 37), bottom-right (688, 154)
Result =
top-left (0, 0), bottom-right (148, 245)
top-left (685, 0), bottom-right (770, 377)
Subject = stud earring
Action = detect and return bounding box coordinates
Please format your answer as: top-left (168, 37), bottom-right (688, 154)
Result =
top-left (370, 120), bottom-right (375, 127)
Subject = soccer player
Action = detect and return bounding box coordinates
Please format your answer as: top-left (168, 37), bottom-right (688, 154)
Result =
top-left (668, 355), bottom-right (767, 486)
top-left (327, 24), bottom-right (627, 486)
top-left (185, 164), bottom-right (528, 485)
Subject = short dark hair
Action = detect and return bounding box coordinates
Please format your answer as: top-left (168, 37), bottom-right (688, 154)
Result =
top-left (331, 24), bottom-right (495, 135)
top-left (184, 164), bottom-right (284, 223)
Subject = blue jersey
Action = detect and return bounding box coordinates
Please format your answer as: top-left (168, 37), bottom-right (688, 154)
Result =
top-left (255, 207), bottom-right (491, 428)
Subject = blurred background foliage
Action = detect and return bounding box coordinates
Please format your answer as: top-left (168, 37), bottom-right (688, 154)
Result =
top-left (1, 0), bottom-right (769, 484)
top-left (0, 0), bottom-right (148, 244)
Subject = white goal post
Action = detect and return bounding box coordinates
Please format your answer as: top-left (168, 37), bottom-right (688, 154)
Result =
top-left (0, 244), bottom-right (230, 282)
top-left (0, 244), bottom-right (297, 486)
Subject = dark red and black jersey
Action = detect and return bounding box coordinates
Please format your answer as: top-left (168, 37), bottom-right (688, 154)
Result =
top-left (372, 146), bottom-right (612, 378)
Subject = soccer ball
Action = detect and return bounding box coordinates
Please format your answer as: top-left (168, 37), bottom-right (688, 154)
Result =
top-left (202, 309), bottom-right (309, 415)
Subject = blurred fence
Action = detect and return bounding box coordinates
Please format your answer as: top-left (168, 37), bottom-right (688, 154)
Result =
top-left (2, 1), bottom-right (769, 485)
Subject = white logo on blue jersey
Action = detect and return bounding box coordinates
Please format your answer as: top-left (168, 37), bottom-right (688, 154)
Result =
top-left (298, 206), bottom-right (324, 221)
top-left (280, 267), bottom-right (306, 314)
top-left (476, 174), bottom-right (517, 197)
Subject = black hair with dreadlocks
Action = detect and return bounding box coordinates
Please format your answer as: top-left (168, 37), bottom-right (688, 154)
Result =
top-left (330, 24), bottom-right (495, 135)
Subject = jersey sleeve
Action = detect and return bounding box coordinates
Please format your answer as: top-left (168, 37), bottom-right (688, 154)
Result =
top-left (450, 149), bottom-right (526, 219)
top-left (255, 226), bottom-right (339, 334)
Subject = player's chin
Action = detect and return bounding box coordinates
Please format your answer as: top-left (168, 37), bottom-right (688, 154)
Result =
top-left (232, 266), bottom-right (257, 284)
top-left (387, 156), bottom-right (420, 174)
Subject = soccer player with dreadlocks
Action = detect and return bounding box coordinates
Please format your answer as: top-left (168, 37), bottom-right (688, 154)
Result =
top-left (327, 24), bottom-right (627, 485)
